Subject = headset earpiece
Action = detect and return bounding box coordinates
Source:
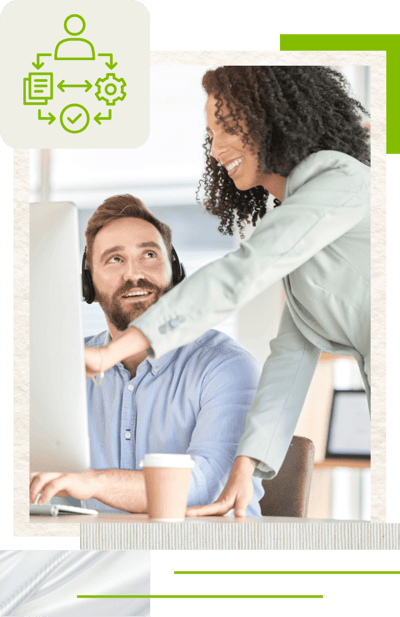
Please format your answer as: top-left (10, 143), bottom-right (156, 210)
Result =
top-left (81, 249), bottom-right (96, 304)
top-left (171, 246), bottom-right (186, 286)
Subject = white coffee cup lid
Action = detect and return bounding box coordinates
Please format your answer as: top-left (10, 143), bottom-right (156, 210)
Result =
top-left (140, 453), bottom-right (195, 469)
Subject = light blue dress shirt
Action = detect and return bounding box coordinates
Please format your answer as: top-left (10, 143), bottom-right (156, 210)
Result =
top-left (82, 329), bottom-right (263, 514)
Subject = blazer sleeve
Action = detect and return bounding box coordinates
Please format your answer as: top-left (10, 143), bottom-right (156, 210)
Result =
top-left (236, 303), bottom-right (321, 479)
top-left (131, 151), bottom-right (369, 359)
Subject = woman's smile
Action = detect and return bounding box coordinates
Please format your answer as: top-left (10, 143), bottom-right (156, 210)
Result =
top-left (224, 156), bottom-right (243, 175)
top-left (205, 94), bottom-right (269, 191)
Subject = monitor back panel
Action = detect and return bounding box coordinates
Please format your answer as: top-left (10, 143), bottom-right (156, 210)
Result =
top-left (30, 202), bottom-right (90, 472)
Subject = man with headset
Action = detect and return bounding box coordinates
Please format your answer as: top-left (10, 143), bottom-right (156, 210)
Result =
top-left (29, 194), bottom-right (264, 514)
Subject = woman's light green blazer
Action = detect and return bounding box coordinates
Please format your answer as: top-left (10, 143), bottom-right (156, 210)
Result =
top-left (131, 150), bottom-right (370, 479)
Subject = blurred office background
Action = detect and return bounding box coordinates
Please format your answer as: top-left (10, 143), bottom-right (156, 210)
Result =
top-left (30, 65), bottom-right (371, 521)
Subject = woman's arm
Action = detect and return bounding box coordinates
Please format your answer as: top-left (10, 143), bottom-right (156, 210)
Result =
top-left (86, 151), bottom-right (368, 374)
top-left (133, 154), bottom-right (368, 356)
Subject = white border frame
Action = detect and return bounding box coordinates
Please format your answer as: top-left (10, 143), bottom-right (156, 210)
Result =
top-left (15, 50), bottom-right (386, 541)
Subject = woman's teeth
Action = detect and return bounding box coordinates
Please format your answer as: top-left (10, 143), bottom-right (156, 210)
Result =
top-left (226, 157), bottom-right (243, 172)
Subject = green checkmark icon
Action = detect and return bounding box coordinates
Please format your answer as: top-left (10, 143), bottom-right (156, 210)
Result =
top-left (67, 113), bottom-right (83, 124)
top-left (60, 104), bottom-right (90, 134)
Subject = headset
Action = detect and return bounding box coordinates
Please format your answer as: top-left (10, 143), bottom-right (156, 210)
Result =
top-left (82, 246), bottom-right (186, 304)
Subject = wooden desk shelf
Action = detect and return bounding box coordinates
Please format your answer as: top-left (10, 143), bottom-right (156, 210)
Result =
top-left (314, 458), bottom-right (370, 469)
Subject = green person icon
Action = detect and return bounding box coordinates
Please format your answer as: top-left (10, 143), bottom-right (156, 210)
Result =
top-left (54, 14), bottom-right (95, 60)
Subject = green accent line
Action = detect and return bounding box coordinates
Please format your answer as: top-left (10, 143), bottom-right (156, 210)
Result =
top-left (77, 595), bottom-right (322, 599)
top-left (280, 34), bottom-right (398, 153)
top-left (175, 570), bottom-right (400, 575)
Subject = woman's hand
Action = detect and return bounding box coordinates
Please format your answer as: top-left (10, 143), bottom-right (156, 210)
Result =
top-left (85, 327), bottom-right (152, 378)
top-left (85, 346), bottom-right (104, 378)
top-left (186, 455), bottom-right (257, 518)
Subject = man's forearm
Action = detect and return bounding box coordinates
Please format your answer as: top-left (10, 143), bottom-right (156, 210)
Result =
top-left (91, 469), bottom-right (147, 513)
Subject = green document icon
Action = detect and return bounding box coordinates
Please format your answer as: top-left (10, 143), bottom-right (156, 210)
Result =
top-left (23, 73), bottom-right (53, 105)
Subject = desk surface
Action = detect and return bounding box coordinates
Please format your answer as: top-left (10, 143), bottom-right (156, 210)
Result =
top-left (29, 513), bottom-right (353, 524)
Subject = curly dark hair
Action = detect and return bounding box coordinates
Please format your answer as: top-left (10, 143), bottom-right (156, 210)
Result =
top-left (198, 65), bottom-right (370, 236)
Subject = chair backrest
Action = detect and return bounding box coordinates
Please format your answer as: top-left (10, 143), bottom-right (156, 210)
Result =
top-left (258, 436), bottom-right (315, 518)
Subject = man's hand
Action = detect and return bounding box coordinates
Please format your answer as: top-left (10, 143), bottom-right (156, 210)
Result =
top-left (30, 468), bottom-right (147, 512)
top-left (30, 470), bottom-right (101, 505)
top-left (186, 456), bottom-right (257, 518)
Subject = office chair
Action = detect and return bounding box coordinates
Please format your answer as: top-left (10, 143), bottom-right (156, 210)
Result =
top-left (258, 436), bottom-right (315, 518)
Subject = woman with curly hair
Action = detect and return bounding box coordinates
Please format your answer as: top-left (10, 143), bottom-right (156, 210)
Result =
top-left (86, 66), bottom-right (370, 517)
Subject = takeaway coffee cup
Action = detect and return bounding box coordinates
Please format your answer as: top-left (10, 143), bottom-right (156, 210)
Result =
top-left (140, 453), bottom-right (195, 521)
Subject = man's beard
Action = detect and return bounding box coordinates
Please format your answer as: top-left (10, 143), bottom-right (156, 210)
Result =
top-left (96, 278), bottom-right (170, 332)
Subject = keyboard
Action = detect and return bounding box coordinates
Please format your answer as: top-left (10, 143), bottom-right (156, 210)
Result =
top-left (30, 503), bottom-right (98, 516)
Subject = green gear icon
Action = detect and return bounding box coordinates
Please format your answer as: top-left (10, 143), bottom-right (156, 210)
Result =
top-left (95, 73), bottom-right (126, 106)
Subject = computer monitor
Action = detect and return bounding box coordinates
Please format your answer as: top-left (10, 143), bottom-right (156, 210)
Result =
top-left (30, 202), bottom-right (90, 472)
top-left (325, 389), bottom-right (370, 460)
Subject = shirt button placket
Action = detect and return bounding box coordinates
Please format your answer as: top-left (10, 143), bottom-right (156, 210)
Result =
top-left (121, 381), bottom-right (136, 469)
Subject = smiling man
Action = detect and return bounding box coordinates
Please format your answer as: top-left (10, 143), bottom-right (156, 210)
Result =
top-left (30, 194), bottom-right (264, 515)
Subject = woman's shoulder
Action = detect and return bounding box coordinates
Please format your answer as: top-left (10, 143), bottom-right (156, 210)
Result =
top-left (284, 150), bottom-right (370, 199)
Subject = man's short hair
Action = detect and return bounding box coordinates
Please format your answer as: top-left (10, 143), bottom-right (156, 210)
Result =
top-left (85, 194), bottom-right (173, 269)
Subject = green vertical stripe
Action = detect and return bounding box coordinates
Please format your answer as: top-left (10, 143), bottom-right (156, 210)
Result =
top-left (280, 34), bottom-right (398, 153)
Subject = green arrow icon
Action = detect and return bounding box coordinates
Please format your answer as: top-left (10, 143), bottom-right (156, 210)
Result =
top-left (57, 79), bottom-right (93, 93)
top-left (32, 53), bottom-right (52, 70)
top-left (38, 109), bottom-right (56, 125)
top-left (98, 53), bottom-right (118, 69)
top-left (94, 109), bottom-right (112, 125)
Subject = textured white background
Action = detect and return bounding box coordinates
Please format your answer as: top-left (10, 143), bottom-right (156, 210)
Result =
top-left (14, 50), bottom-right (388, 550)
